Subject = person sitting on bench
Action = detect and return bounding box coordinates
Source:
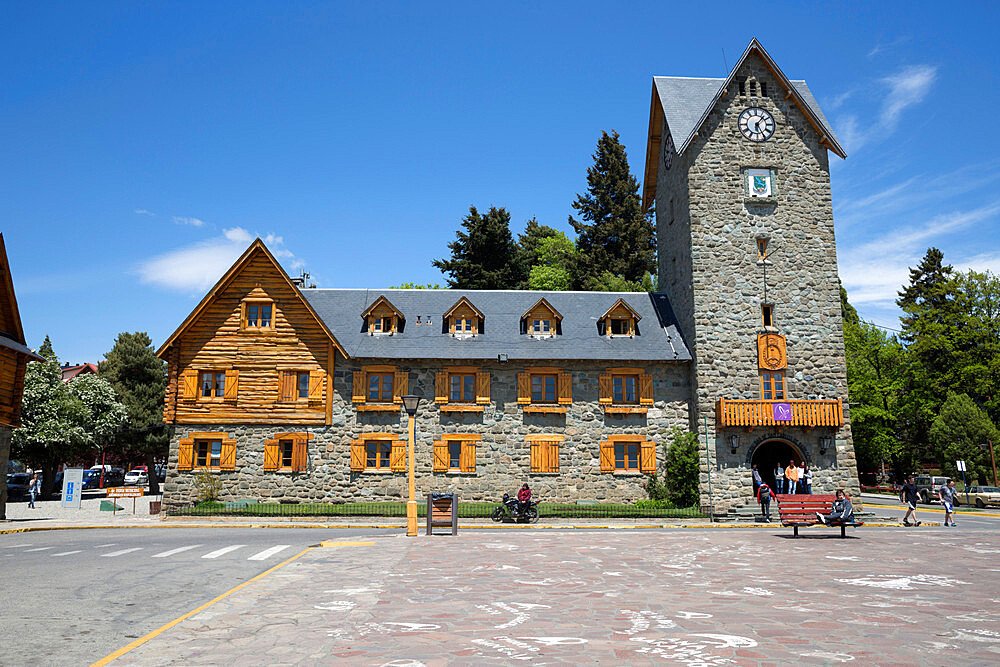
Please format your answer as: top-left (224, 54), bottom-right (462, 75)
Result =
top-left (816, 489), bottom-right (854, 525)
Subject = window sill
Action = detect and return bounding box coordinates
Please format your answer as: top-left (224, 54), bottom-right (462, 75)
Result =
top-left (529, 471), bottom-right (560, 475)
top-left (610, 470), bottom-right (645, 476)
top-left (523, 405), bottom-right (568, 414)
top-left (355, 404), bottom-right (401, 412)
top-left (240, 327), bottom-right (275, 334)
top-left (440, 470), bottom-right (476, 475)
top-left (745, 197), bottom-right (777, 206)
top-left (360, 469), bottom-right (396, 474)
top-left (439, 404), bottom-right (485, 413)
top-left (273, 468), bottom-right (307, 474)
top-left (603, 406), bottom-right (649, 414)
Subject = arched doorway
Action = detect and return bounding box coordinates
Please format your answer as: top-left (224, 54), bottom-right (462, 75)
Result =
top-left (751, 439), bottom-right (804, 492)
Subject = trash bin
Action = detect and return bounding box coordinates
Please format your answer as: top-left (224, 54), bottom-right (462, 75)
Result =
top-left (149, 501), bottom-right (161, 515)
top-left (426, 493), bottom-right (458, 535)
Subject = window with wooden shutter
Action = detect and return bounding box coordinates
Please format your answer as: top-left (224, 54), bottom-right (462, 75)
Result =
top-left (178, 438), bottom-right (194, 470)
top-left (434, 434), bottom-right (481, 473)
top-left (475, 371), bottom-right (490, 404)
top-left (219, 439), bottom-right (237, 470)
top-left (352, 371), bottom-right (366, 403)
top-left (280, 372), bottom-right (296, 401)
top-left (528, 435), bottom-right (562, 473)
top-left (434, 372), bottom-right (448, 404)
top-left (223, 370), bottom-right (239, 401)
top-left (433, 441), bottom-right (448, 472)
top-left (355, 366), bottom-right (403, 411)
top-left (639, 374), bottom-right (654, 406)
top-left (604, 367), bottom-right (651, 414)
top-left (263, 439), bottom-right (280, 471)
top-left (598, 374), bottom-right (613, 405)
top-left (308, 372), bottom-right (323, 401)
top-left (558, 372), bottom-right (572, 405)
top-left (640, 440), bottom-right (656, 473)
top-left (599, 440), bottom-right (614, 473)
top-left (459, 440), bottom-right (476, 472)
top-left (350, 439), bottom-right (365, 472)
top-left (390, 440), bottom-right (406, 472)
top-left (241, 297), bottom-right (274, 331)
top-left (517, 373), bottom-right (531, 404)
top-left (602, 435), bottom-right (652, 473)
top-left (393, 370), bottom-right (407, 403)
top-left (181, 371), bottom-right (198, 401)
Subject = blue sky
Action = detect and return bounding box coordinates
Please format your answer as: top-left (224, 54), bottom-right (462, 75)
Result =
top-left (2, 1), bottom-right (998, 363)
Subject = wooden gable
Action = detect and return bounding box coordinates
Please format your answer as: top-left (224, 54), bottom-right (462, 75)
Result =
top-left (0, 234), bottom-right (26, 344)
top-left (600, 298), bottom-right (642, 323)
top-left (522, 297), bottom-right (562, 323)
top-left (443, 296), bottom-right (483, 334)
top-left (157, 239), bottom-right (343, 425)
top-left (0, 234), bottom-right (42, 428)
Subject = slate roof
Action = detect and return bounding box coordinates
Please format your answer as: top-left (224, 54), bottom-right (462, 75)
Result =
top-left (300, 289), bottom-right (691, 362)
top-left (654, 76), bottom-right (840, 157)
top-left (0, 333), bottom-right (41, 361)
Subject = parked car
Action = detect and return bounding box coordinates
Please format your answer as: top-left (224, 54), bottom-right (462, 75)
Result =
top-left (955, 486), bottom-right (1000, 509)
top-left (6, 473), bottom-right (30, 499)
top-left (83, 468), bottom-right (125, 489)
top-left (909, 475), bottom-right (952, 504)
top-left (124, 469), bottom-right (148, 486)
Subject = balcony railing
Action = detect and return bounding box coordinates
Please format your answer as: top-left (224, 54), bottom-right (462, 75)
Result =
top-left (717, 398), bottom-right (844, 428)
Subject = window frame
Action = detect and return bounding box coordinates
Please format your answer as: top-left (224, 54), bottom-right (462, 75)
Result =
top-left (435, 366), bottom-right (489, 412)
top-left (200, 371), bottom-right (226, 399)
top-left (349, 433), bottom-right (405, 473)
top-left (367, 372), bottom-right (395, 403)
top-left (760, 371), bottom-right (786, 400)
top-left (366, 439), bottom-right (393, 471)
top-left (195, 439), bottom-right (223, 469)
top-left (527, 434), bottom-right (562, 473)
top-left (761, 304), bottom-right (774, 328)
top-left (531, 373), bottom-right (558, 403)
top-left (178, 432), bottom-right (237, 472)
top-left (352, 365), bottom-right (406, 411)
top-left (599, 435), bottom-right (656, 474)
top-left (240, 298), bottom-right (275, 332)
top-left (612, 374), bottom-right (639, 404)
top-left (518, 367), bottom-right (571, 413)
top-left (432, 434), bottom-right (481, 473)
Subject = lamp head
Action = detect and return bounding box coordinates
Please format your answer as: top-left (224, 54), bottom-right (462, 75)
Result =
top-left (401, 394), bottom-right (421, 417)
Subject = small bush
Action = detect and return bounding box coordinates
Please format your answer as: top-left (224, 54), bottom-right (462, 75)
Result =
top-left (192, 471), bottom-right (223, 503)
top-left (665, 428), bottom-right (701, 508)
top-left (642, 470), bottom-right (670, 502)
top-left (635, 499), bottom-right (674, 509)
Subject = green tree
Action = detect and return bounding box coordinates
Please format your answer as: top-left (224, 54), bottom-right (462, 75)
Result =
top-left (68, 374), bottom-right (128, 459)
top-left (11, 339), bottom-right (88, 497)
top-left (955, 270), bottom-right (1000, 423)
top-left (527, 232), bottom-right (577, 291)
top-left (569, 130), bottom-right (655, 288)
top-left (587, 271), bottom-right (656, 293)
top-left (665, 428), bottom-right (700, 508)
top-left (99, 332), bottom-right (168, 495)
top-left (433, 206), bottom-right (525, 289)
top-left (839, 278), bottom-right (859, 326)
top-left (930, 392), bottom-right (999, 484)
top-left (390, 282), bottom-right (441, 289)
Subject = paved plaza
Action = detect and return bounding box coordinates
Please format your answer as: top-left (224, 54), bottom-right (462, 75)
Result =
top-left (109, 527), bottom-right (1000, 665)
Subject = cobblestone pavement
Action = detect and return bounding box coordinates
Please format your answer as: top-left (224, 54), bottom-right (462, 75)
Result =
top-left (117, 528), bottom-right (1000, 666)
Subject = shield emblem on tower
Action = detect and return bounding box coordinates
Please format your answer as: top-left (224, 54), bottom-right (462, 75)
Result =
top-left (753, 175), bottom-right (768, 194)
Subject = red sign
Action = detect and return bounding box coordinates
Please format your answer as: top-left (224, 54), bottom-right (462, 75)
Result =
top-left (772, 403), bottom-right (793, 421)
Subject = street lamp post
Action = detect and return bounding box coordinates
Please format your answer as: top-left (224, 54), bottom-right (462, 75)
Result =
top-left (401, 395), bottom-right (421, 537)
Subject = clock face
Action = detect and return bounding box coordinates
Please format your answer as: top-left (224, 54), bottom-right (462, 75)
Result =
top-left (662, 132), bottom-right (675, 170)
top-left (738, 107), bottom-right (775, 143)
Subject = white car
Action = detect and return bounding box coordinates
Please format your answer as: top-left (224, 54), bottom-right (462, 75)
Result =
top-left (124, 469), bottom-right (148, 486)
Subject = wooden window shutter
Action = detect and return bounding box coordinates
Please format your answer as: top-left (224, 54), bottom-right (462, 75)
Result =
top-left (639, 374), bottom-right (654, 406)
top-left (390, 440), bottom-right (406, 472)
top-left (640, 440), bottom-right (656, 473)
top-left (600, 440), bottom-right (614, 473)
top-left (393, 370), bottom-right (407, 404)
top-left (181, 370), bottom-right (198, 400)
top-left (280, 371), bottom-right (295, 401)
top-left (352, 372), bottom-right (366, 404)
top-left (517, 373), bottom-right (531, 404)
top-left (263, 439), bottom-right (279, 471)
top-left (308, 372), bottom-right (323, 400)
top-left (434, 372), bottom-right (448, 404)
top-left (475, 371), bottom-right (490, 404)
top-left (350, 439), bottom-right (365, 472)
top-left (547, 442), bottom-right (559, 472)
top-left (433, 441), bottom-right (448, 472)
top-left (224, 370), bottom-right (239, 401)
top-left (460, 441), bottom-right (476, 473)
top-left (558, 372), bottom-right (573, 405)
top-left (292, 439), bottom-right (308, 472)
top-left (178, 440), bottom-right (194, 470)
top-left (220, 439), bottom-right (237, 471)
top-left (598, 373), bottom-right (613, 405)
top-left (530, 442), bottom-right (541, 473)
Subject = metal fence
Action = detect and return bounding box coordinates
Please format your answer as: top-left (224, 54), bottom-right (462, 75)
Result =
top-left (166, 500), bottom-right (705, 520)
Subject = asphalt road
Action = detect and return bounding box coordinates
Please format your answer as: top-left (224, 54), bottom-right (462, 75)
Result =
top-left (0, 527), bottom-right (395, 665)
top-left (861, 493), bottom-right (1000, 528)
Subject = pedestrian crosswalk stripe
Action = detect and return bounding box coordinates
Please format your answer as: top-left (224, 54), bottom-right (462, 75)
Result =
top-left (52, 550), bottom-right (82, 557)
top-left (247, 545), bottom-right (291, 561)
top-left (95, 544), bottom-right (117, 548)
top-left (1, 544), bottom-right (32, 548)
top-left (102, 547), bottom-right (144, 558)
top-left (25, 546), bottom-right (54, 552)
top-left (202, 545), bottom-right (245, 559)
top-left (153, 544), bottom-right (202, 558)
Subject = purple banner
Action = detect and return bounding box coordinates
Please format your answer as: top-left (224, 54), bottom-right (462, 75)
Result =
top-left (772, 402), bottom-right (793, 421)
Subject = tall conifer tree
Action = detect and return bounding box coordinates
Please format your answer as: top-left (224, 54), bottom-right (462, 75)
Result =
top-left (569, 130), bottom-right (656, 289)
top-left (433, 206), bottom-right (525, 289)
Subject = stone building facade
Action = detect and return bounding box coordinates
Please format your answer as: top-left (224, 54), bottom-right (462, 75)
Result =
top-left (643, 39), bottom-right (859, 509)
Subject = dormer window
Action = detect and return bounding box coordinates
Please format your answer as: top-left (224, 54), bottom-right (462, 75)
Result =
top-left (599, 299), bottom-right (641, 338)
top-left (443, 297), bottom-right (483, 337)
top-left (240, 291), bottom-right (274, 332)
top-left (362, 296), bottom-right (404, 336)
top-left (522, 298), bottom-right (562, 338)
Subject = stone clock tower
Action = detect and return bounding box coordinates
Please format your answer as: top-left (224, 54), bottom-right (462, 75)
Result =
top-left (641, 39), bottom-right (860, 511)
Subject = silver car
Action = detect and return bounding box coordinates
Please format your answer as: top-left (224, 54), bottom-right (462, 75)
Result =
top-left (123, 469), bottom-right (148, 486)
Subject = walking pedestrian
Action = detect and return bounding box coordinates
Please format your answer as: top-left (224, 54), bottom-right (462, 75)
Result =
top-left (901, 475), bottom-right (922, 526)
top-left (938, 479), bottom-right (958, 527)
top-left (757, 482), bottom-right (776, 522)
top-left (802, 464), bottom-right (812, 494)
top-left (27, 472), bottom-right (40, 509)
top-left (785, 460), bottom-right (800, 495)
top-left (774, 463), bottom-right (785, 494)
top-left (752, 463), bottom-right (762, 495)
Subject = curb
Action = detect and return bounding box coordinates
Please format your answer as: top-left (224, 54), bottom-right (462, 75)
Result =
top-left (863, 503), bottom-right (1000, 519)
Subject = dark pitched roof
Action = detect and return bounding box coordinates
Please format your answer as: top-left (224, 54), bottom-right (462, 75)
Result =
top-left (301, 289), bottom-right (690, 362)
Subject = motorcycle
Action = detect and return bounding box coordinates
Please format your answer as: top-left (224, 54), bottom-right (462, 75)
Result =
top-left (491, 492), bottom-right (540, 523)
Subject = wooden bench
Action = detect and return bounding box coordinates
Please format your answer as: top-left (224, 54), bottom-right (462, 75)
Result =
top-left (777, 494), bottom-right (863, 538)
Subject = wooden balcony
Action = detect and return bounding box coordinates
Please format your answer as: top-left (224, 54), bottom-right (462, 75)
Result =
top-left (717, 397), bottom-right (844, 429)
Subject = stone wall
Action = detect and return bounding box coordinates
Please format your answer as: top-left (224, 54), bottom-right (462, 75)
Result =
top-left (162, 359), bottom-right (690, 509)
top-left (655, 52), bottom-right (860, 511)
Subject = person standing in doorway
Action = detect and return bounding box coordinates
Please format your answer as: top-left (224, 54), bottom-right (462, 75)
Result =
top-left (752, 463), bottom-right (762, 495)
top-left (802, 464), bottom-right (812, 494)
top-left (938, 479), bottom-right (958, 527)
top-left (901, 476), bottom-right (922, 526)
top-left (27, 473), bottom-right (40, 509)
top-left (785, 460), bottom-right (800, 495)
top-left (774, 463), bottom-right (785, 494)
top-left (757, 481), bottom-right (776, 522)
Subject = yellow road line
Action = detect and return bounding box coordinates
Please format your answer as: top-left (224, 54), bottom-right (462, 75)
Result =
top-left (319, 540), bottom-right (376, 547)
top-left (89, 546), bottom-right (313, 666)
top-left (865, 503), bottom-right (1000, 518)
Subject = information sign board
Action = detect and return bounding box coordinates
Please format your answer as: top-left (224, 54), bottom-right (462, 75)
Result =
top-left (957, 460), bottom-right (967, 472)
top-left (61, 467), bottom-right (85, 509)
top-left (772, 402), bottom-right (793, 421)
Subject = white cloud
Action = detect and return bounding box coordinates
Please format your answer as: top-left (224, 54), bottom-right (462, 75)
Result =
top-left (134, 208), bottom-right (155, 216)
top-left (956, 252), bottom-right (1000, 276)
top-left (172, 216), bottom-right (206, 227)
top-left (880, 65), bottom-right (937, 130)
top-left (137, 227), bottom-right (299, 292)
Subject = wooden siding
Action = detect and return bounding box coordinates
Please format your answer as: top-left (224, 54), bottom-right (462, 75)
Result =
top-left (165, 252), bottom-right (331, 424)
top-left (0, 346), bottom-right (26, 427)
top-left (717, 398), bottom-right (844, 429)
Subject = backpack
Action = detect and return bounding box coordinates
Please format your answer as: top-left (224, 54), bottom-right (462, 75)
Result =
top-left (758, 485), bottom-right (771, 503)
